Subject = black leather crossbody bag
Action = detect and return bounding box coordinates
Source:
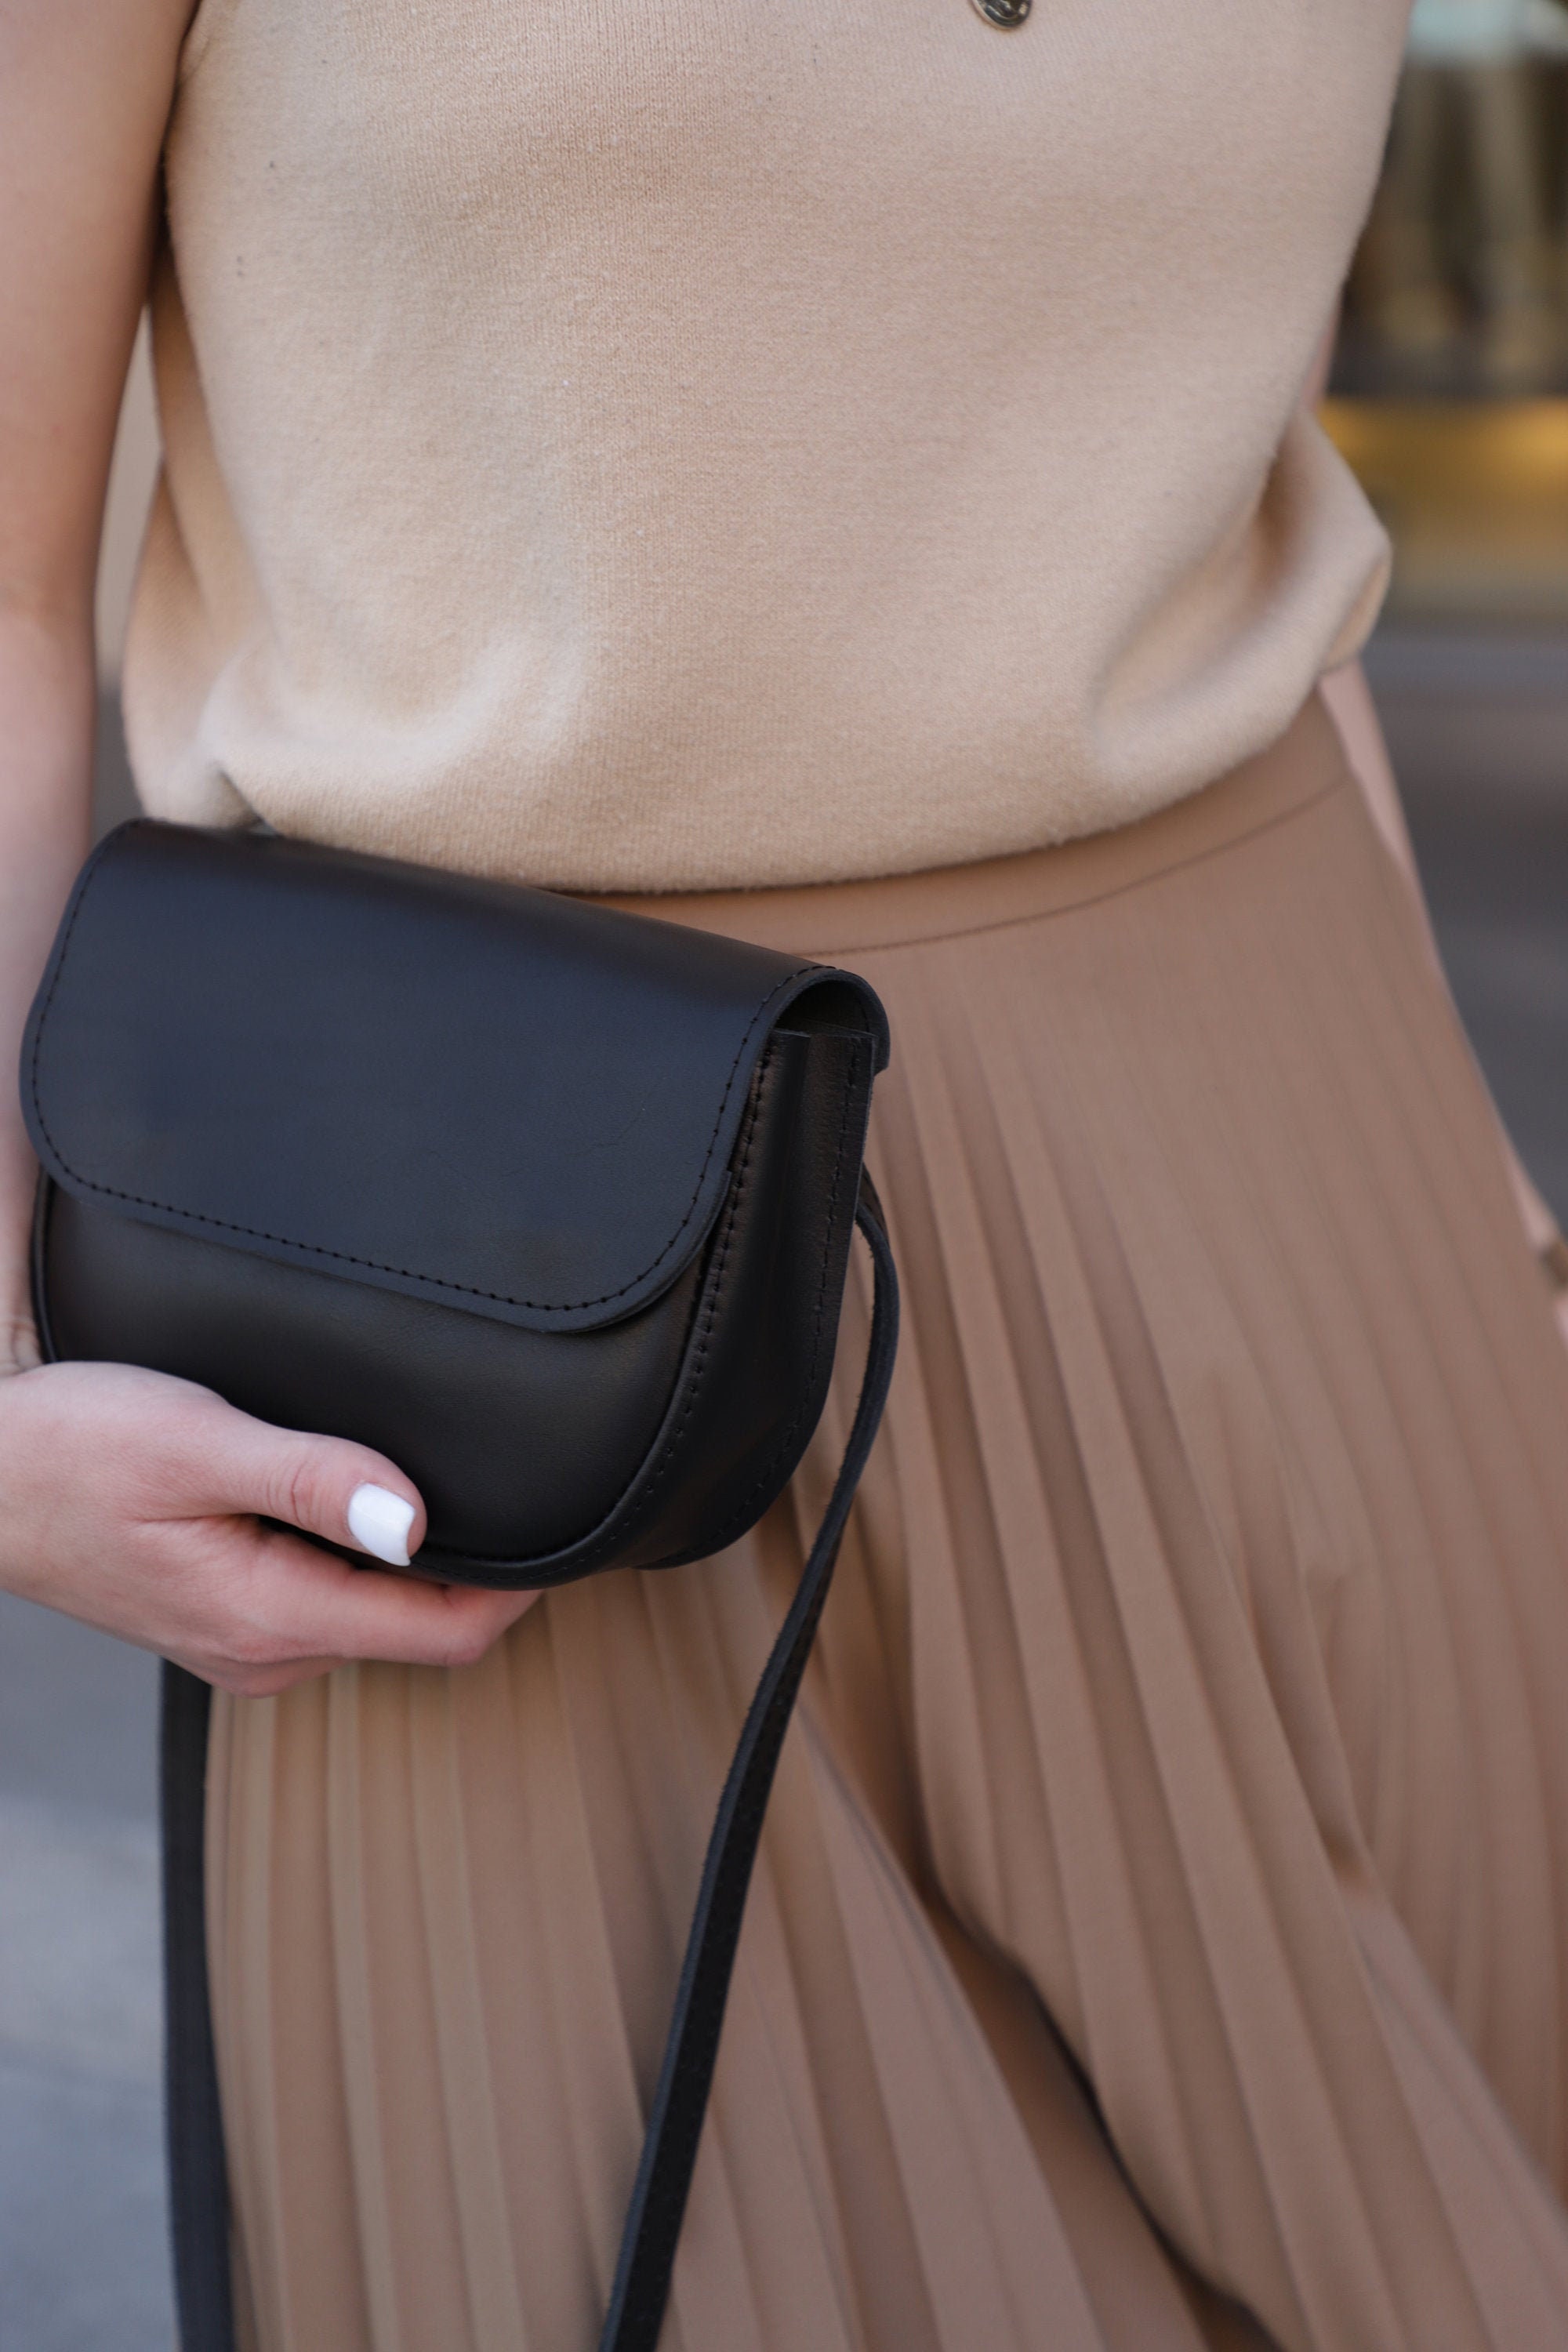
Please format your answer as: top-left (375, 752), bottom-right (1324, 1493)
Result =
top-left (20, 818), bottom-right (898, 2352)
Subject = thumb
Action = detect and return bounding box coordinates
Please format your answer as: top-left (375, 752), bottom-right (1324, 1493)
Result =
top-left (180, 1404), bottom-right (427, 1567)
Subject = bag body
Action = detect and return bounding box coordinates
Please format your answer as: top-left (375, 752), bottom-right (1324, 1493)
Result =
top-left (24, 820), bottom-right (889, 1584)
top-left (20, 818), bottom-right (898, 2352)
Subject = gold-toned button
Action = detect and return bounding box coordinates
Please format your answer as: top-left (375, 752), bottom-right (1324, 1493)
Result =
top-left (970, 0), bottom-right (1030, 21)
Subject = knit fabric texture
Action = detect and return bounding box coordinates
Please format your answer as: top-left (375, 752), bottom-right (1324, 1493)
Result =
top-left (125, 0), bottom-right (1406, 892)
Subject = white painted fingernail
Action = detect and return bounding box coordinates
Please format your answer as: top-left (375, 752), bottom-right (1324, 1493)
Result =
top-left (347, 1483), bottom-right (416, 1566)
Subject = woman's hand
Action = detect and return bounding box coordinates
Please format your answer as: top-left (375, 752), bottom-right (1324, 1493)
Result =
top-left (0, 1356), bottom-right (539, 1695)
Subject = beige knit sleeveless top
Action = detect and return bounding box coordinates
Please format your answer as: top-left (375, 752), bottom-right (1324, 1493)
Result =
top-left (125, 0), bottom-right (1404, 892)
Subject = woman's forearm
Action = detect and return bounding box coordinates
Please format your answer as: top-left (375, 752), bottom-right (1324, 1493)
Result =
top-left (0, 0), bottom-right (208, 1359)
top-left (0, 601), bottom-right (96, 1363)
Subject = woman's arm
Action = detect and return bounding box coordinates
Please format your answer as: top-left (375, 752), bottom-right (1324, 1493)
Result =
top-left (0, 0), bottom-right (539, 1688)
top-left (0, 0), bottom-right (174, 1363)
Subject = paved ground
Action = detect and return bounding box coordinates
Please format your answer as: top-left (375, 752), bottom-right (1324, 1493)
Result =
top-left (0, 1603), bottom-right (165, 2351)
top-left (1, 644), bottom-right (1564, 2349)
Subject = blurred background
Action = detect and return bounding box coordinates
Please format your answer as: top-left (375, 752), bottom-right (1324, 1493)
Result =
top-left (1319, 0), bottom-right (1568, 1232)
top-left (4, 17), bottom-right (1568, 2346)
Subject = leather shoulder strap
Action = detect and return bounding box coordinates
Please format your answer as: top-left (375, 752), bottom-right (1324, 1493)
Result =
top-left (161, 1663), bottom-right (236, 2350)
top-left (598, 1180), bottom-right (898, 2351)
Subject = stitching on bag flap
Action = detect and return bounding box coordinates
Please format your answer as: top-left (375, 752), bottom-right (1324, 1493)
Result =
top-left (27, 835), bottom-right (818, 1316)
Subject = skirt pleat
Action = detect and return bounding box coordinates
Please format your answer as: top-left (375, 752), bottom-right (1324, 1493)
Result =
top-left (208, 695), bottom-right (1568, 2350)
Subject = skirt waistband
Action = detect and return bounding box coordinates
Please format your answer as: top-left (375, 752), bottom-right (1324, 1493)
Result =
top-left (598, 692), bottom-right (1349, 956)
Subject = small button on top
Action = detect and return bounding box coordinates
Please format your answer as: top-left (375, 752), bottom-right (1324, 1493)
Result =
top-left (970, 0), bottom-right (1030, 22)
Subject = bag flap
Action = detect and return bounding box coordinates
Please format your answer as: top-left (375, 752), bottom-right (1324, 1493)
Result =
top-left (23, 822), bottom-right (888, 1333)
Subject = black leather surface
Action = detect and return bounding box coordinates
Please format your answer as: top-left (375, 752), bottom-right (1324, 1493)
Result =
top-left (24, 821), bottom-right (887, 1334)
top-left (37, 1023), bottom-right (873, 1577)
top-left (42, 1184), bottom-right (704, 1563)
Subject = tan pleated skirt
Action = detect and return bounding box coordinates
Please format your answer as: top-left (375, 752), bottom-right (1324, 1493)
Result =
top-left (207, 695), bottom-right (1568, 2352)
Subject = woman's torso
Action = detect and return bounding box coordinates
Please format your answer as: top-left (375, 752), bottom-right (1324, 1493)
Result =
top-left (127, 0), bottom-right (1407, 891)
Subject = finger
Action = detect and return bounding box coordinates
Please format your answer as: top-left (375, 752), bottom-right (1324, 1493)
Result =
top-left (177, 1650), bottom-right (348, 1700)
top-left (166, 1403), bottom-right (428, 1565)
top-left (226, 1530), bottom-right (539, 1672)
